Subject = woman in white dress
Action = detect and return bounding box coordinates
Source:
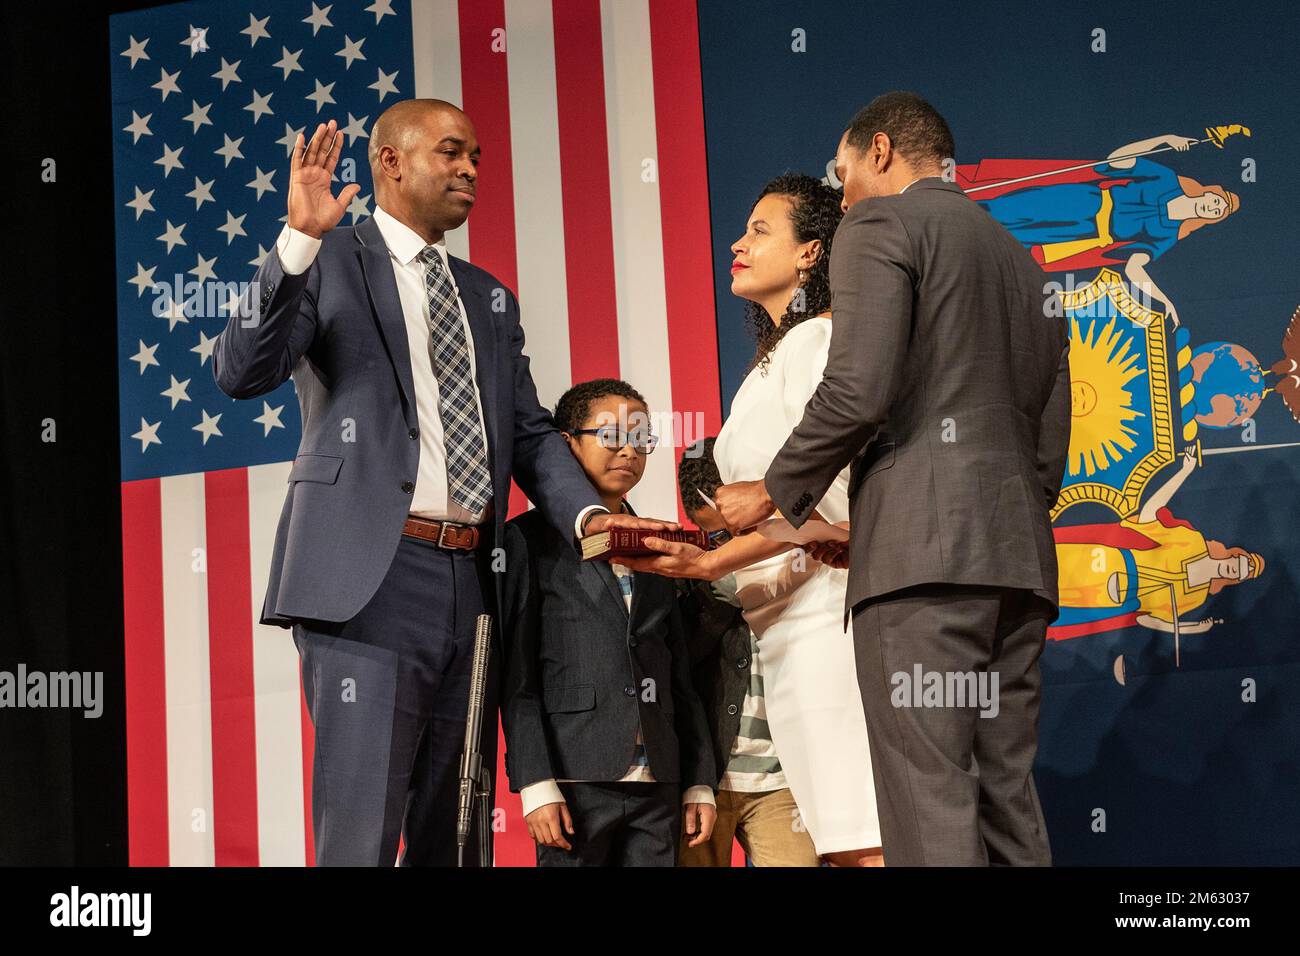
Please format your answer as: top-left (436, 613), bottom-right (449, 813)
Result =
top-left (619, 174), bottom-right (881, 865)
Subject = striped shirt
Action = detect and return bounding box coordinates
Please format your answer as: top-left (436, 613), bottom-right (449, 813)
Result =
top-left (713, 577), bottom-right (786, 793)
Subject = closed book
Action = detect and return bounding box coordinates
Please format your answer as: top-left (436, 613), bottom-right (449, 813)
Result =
top-left (581, 528), bottom-right (709, 560)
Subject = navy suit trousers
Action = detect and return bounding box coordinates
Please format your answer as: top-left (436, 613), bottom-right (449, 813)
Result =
top-left (293, 532), bottom-right (499, 866)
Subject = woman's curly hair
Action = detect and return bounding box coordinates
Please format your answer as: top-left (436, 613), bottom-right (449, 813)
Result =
top-left (743, 173), bottom-right (844, 374)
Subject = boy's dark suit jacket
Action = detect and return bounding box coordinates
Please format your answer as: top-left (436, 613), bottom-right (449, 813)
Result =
top-left (500, 509), bottom-right (715, 792)
top-left (677, 578), bottom-right (752, 788)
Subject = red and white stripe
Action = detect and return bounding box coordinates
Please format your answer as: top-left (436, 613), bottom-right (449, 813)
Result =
top-left (124, 463), bottom-right (312, 866)
top-left (123, 0), bottom-right (721, 867)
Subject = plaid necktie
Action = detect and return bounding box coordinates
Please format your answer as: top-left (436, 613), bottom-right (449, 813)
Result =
top-left (416, 245), bottom-right (493, 521)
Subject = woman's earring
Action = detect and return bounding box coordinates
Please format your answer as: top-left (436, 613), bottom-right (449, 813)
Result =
top-left (798, 268), bottom-right (807, 284)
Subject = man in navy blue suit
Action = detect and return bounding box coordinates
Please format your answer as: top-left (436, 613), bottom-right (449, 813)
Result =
top-left (213, 100), bottom-right (672, 866)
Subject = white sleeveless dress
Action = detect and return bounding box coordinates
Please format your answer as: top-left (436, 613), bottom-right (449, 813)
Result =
top-left (714, 316), bottom-right (881, 854)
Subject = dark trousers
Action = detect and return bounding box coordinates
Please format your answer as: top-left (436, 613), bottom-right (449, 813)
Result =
top-left (293, 534), bottom-right (499, 866)
top-left (852, 584), bottom-right (1054, 867)
top-left (535, 781), bottom-right (681, 867)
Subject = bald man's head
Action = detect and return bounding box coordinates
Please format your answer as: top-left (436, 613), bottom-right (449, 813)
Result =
top-left (367, 99), bottom-right (459, 172)
top-left (367, 98), bottom-right (480, 241)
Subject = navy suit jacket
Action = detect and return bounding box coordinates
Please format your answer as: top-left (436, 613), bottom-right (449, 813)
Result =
top-left (212, 215), bottom-right (602, 628)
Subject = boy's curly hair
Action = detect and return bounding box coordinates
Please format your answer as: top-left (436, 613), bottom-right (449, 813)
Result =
top-left (553, 378), bottom-right (647, 433)
top-left (677, 437), bottom-right (721, 515)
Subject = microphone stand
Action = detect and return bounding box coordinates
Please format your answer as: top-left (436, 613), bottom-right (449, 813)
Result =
top-left (457, 613), bottom-right (494, 867)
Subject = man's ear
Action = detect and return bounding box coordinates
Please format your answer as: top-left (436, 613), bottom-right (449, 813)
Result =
top-left (376, 143), bottom-right (400, 182)
top-left (872, 131), bottom-right (893, 173)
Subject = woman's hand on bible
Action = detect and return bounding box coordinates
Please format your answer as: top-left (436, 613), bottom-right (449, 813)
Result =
top-left (611, 537), bottom-right (713, 579)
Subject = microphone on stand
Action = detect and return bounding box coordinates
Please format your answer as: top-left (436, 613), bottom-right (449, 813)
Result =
top-left (457, 612), bottom-right (494, 867)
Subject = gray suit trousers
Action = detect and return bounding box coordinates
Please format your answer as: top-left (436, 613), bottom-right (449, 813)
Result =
top-left (852, 584), bottom-right (1053, 866)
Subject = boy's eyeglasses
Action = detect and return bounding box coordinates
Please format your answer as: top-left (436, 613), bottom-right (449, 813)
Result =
top-left (569, 426), bottom-right (659, 454)
top-left (706, 528), bottom-right (732, 546)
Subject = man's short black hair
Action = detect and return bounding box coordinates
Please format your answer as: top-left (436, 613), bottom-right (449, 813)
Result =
top-left (677, 437), bottom-right (720, 515)
top-left (845, 91), bottom-right (954, 165)
top-left (553, 378), bottom-right (647, 434)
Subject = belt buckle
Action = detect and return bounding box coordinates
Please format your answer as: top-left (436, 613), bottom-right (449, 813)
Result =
top-left (437, 521), bottom-right (460, 549)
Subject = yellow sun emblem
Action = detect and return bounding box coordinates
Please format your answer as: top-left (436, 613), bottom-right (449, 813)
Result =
top-left (1068, 314), bottom-right (1146, 477)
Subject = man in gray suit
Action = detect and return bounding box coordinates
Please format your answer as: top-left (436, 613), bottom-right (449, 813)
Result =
top-left (715, 92), bottom-right (1070, 866)
top-left (213, 100), bottom-right (668, 865)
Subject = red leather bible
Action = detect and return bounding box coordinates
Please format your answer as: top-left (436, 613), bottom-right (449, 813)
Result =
top-left (581, 528), bottom-right (710, 560)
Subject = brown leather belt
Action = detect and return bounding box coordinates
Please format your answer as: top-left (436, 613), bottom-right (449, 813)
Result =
top-left (401, 514), bottom-right (482, 550)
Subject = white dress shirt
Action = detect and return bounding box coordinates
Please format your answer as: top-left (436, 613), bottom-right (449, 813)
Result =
top-left (273, 207), bottom-right (605, 537)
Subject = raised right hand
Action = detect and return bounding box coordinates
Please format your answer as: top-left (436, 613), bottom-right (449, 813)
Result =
top-left (287, 119), bottom-right (362, 239)
top-left (611, 536), bottom-right (713, 580)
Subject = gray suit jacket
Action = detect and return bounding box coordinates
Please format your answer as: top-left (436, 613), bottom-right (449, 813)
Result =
top-left (212, 216), bottom-right (602, 627)
top-left (765, 178), bottom-right (1070, 617)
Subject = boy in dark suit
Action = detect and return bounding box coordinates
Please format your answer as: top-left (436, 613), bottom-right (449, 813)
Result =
top-left (500, 379), bottom-right (716, 866)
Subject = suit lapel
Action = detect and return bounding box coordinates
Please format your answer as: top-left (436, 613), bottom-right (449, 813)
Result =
top-left (448, 255), bottom-right (500, 471)
top-left (354, 218), bottom-right (501, 468)
top-left (628, 570), bottom-right (646, 628)
top-left (586, 558), bottom-right (630, 621)
top-left (355, 217), bottom-right (416, 416)
top-left (577, 498), bottom-right (632, 621)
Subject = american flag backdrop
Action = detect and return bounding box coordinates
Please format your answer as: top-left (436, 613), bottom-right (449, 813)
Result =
top-left (110, 0), bottom-right (722, 866)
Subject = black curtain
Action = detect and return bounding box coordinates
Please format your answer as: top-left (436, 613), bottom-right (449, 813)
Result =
top-left (0, 1), bottom-right (175, 865)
